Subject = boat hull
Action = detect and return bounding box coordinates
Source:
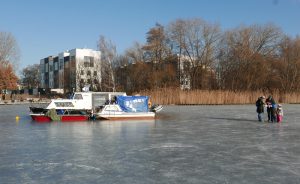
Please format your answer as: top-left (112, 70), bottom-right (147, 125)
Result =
top-left (30, 114), bottom-right (52, 122)
top-left (61, 115), bottom-right (89, 121)
top-left (30, 114), bottom-right (89, 122)
top-left (96, 113), bottom-right (155, 120)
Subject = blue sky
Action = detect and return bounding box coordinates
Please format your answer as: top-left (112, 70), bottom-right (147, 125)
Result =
top-left (0, 0), bottom-right (299, 73)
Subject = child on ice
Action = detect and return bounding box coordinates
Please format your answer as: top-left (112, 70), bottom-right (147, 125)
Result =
top-left (277, 104), bottom-right (283, 123)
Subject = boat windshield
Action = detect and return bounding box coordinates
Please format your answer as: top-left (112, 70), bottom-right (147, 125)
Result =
top-left (104, 105), bottom-right (120, 112)
top-left (54, 102), bottom-right (74, 107)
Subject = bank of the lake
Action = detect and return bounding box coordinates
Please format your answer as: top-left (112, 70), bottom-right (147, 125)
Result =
top-left (139, 89), bottom-right (300, 105)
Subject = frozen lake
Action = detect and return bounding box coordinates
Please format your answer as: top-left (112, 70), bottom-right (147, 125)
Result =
top-left (0, 104), bottom-right (300, 183)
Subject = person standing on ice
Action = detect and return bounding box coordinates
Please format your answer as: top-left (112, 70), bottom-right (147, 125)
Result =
top-left (266, 95), bottom-right (277, 122)
top-left (256, 96), bottom-right (265, 122)
top-left (276, 104), bottom-right (283, 122)
top-left (265, 95), bottom-right (272, 122)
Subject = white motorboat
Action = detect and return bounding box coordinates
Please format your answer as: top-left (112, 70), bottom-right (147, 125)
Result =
top-left (94, 95), bottom-right (160, 120)
top-left (95, 104), bottom-right (155, 120)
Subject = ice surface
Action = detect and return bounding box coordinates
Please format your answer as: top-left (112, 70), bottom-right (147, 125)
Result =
top-left (0, 104), bottom-right (300, 183)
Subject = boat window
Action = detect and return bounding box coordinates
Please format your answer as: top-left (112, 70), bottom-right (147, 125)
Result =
top-left (74, 94), bottom-right (83, 100)
top-left (105, 106), bottom-right (119, 111)
top-left (54, 102), bottom-right (74, 107)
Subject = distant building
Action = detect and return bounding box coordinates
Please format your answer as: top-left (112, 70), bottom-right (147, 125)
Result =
top-left (177, 54), bottom-right (216, 90)
top-left (177, 54), bottom-right (191, 90)
top-left (39, 48), bottom-right (101, 93)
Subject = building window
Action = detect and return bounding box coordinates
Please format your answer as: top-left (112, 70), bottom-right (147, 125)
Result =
top-left (65, 61), bottom-right (69, 68)
top-left (59, 59), bottom-right (64, 70)
top-left (40, 65), bottom-right (45, 73)
top-left (84, 56), bottom-right (90, 67)
top-left (45, 63), bottom-right (49, 72)
top-left (81, 70), bottom-right (84, 75)
top-left (90, 57), bottom-right (94, 67)
top-left (54, 62), bottom-right (58, 71)
top-left (87, 70), bottom-right (91, 76)
top-left (84, 56), bottom-right (94, 67)
top-left (93, 71), bottom-right (97, 76)
top-left (71, 60), bottom-right (76, 68)
top-left (70, 56), bottom-right (75, 62)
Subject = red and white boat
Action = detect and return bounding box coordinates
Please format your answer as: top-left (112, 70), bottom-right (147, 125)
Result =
top-left (30, 92), bottom-right (126, 122)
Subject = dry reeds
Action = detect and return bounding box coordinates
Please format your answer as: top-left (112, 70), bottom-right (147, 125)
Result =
top-left (138, 88), bottom-right (300, 105)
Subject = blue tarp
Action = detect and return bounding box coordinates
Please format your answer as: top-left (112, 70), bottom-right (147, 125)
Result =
top-left (116, 96), bottom-right (149, 112)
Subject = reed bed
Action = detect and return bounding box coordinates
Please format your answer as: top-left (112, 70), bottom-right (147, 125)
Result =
top-left (137, 88), bottom-right (300, 105)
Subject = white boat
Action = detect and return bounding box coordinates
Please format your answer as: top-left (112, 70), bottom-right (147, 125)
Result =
top-left (95, 104), bottom-right (155, 120)
top-left (30, 91), bottom-right (126, 113)
top-left (94, 95), bottom-right (160, 120)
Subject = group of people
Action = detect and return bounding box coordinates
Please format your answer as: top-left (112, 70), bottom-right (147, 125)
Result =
top-left (256, 95), bottom-right (283, 123)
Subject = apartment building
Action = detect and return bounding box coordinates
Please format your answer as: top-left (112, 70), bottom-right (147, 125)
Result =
top-left (40, 48), bottom-right (101, 93)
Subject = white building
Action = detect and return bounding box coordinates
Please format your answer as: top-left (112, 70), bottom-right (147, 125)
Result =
top-left (39, 48), bottom-right (101, 93)
top-left (58, 51), bottom-right (70, 89)
top-left (177, 54), bottom-right (191, 90)
top-left (177, 54), bottom-right (216, 90)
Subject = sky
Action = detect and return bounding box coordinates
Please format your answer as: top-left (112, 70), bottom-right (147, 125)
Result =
top-left (0, 0), bottom-right (300, 74)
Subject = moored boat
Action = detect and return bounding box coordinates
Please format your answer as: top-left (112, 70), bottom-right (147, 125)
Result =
top-left (29, 92), bottom-right (163, 122)
top-left (95, 104), bottom-right (155, 120)
top-left (94, 95), bottom-right (159, 120)
top-left (29, 92), bottom-right (126, 122)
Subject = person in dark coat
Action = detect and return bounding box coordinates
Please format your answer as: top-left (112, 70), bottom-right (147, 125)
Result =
top-left (266, 95), bottom-right (277, 122)
top-left (256, 96), bottom-right (265, 122)
top-left (265, 95), bottom-right (273, 122)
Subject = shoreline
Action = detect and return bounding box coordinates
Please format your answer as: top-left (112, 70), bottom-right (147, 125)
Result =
top-left (1, 102), bottom-right (299, 106)
top-left (0, 101), bottom-right (49, 105)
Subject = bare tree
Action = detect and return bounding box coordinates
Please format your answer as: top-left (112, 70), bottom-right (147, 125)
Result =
top-left (167, 18), bottom-right (221, 89)
top-left (167, 19), bottom-right (186, 85)
top-left (218, 24), bottom-right (283, 91)
top-left (0, 32), bottom-right (20, 71)
top-left (125, 42), bottom-right (145, 63)
top-left (275, 36), bottom-right (300, 92)
top-left (98, 35), bottom-right (117, 92)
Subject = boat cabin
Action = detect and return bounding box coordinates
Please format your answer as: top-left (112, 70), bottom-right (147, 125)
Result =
top-left (46, 92), bottom-right (126, 110)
